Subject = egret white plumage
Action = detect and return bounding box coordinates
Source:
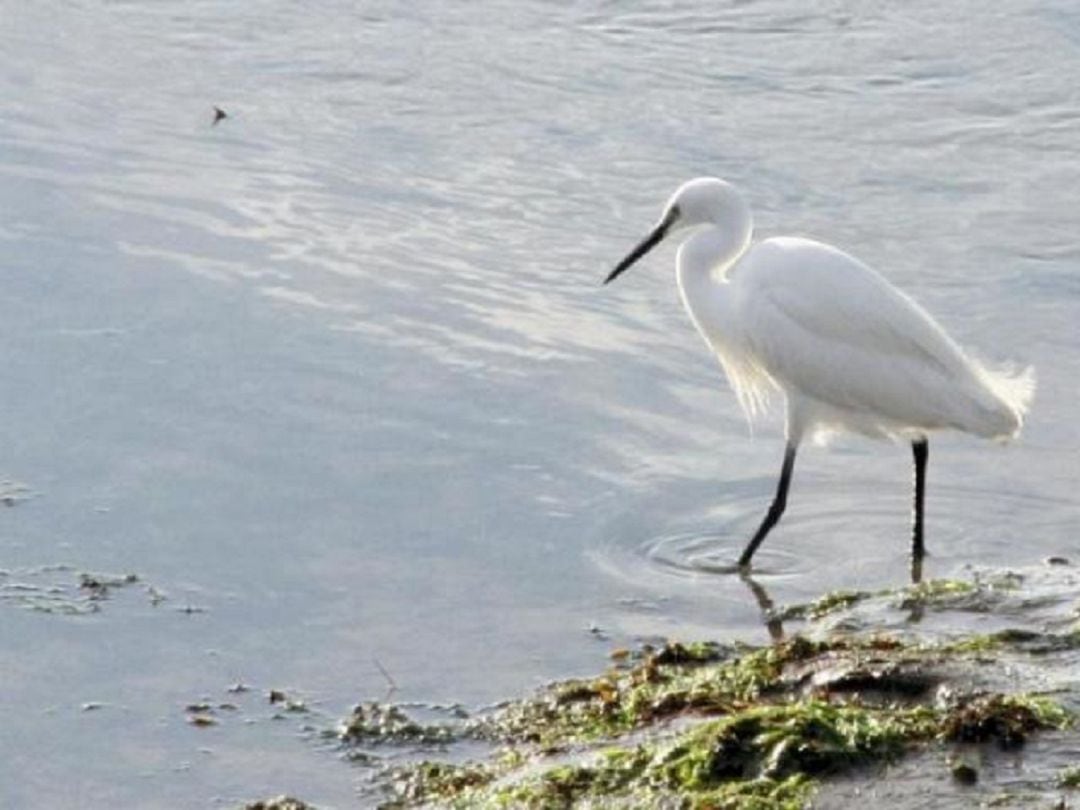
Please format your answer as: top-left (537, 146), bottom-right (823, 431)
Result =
top-left (605, 178), bottom-right (1034, 571)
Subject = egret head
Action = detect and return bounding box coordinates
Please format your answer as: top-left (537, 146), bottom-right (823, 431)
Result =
top-left (605, 177), bottom-right (747, 285)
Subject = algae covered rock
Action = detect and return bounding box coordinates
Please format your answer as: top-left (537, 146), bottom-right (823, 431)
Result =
top-left (351, 570), bottom-right (1080, 808)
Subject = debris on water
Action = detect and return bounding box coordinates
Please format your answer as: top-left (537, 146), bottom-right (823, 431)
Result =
top-left (339, 703), bottom-right (458, 746)
top-left (0, 479), bottom-right (32, 506)
top-left (1, 567), bottom-right (154, 615)
top-left (1045, 556), bottom-right (1070, 567)
top-left (79, 571), bottom-right (138, 598)
top-left (212, 106), bottom-right (228, 125)
top-left (81, 702), bottom-right (105, 712)
top-left (186, 699), bottom-right (220, 727)
top-left (263, 688), bottom-right (308, 716)
top-left (950, 760), bottom-right (979, 784)
top-left (228, 682), bottom-right (251, 694)
top-left (655, 640), bottom-right (728, 664)
top-left (242, 797), bottom-right (313, 810)
top-left (343, 748), bottom-right (377, 765)
top-left (616, 596), bottom-right (668, 612)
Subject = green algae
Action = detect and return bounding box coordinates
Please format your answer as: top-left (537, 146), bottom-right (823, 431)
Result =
top-left (649, 640), bottom-right (728, 664)
top-left (649, 700), bottom-right (937, 787)
top-left (936, 632), bottom-right (1009, 654)
top-left (474, 637), bottom-right (838, 748)
top-left (939, 627), bottom-right (1080, 656)
top-left (341, 570), bottom-right (1080, 809)
top-left (777, 579), bottom-right (982, 625)
top-left (480, 698), bottom-right (978, 807)
top-left (389, 761), bottom-right (498, 805)
top-left (1059, 765), bottom-right (1080, 788)
top-left (377, 684), bottom-right (1067, 807)
top-left (903, 578), bottom-right (977, 600)
top-left (895, 577), bottom-right (984, 614)
top-left (370, 631), bottom-right (1070, 808)
top-left (491, 758), bottom-right (814, 810)
top-left (778, 589), bottom-right (871, 621)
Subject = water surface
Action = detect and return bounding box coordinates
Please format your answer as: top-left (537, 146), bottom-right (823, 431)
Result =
top-left (1, 1), bottom-right (1078, 806)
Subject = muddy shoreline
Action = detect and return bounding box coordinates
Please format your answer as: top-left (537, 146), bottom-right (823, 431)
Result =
top-left (241, 564), bottom-right (1080, 808)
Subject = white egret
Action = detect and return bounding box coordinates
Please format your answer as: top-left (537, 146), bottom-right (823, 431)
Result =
top-left (605, 178), bottom-right (1034, 571)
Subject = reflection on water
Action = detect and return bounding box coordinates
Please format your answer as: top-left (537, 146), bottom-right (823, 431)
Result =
top-left (740, 573), bottom-right (787, 644)
top-left (2, 0), bottom-right (1079, 806)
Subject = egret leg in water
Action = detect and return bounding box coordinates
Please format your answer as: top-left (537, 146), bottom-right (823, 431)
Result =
top-left (912, 438), bottom-right (928, 559)
top-left (738, 442), bottom-right (797, 568)
top-left (605, 178), bottom-right (1034, 570)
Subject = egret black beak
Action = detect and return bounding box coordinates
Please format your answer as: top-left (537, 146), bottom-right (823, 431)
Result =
top-left (604, 207), bottom-right (678, 285)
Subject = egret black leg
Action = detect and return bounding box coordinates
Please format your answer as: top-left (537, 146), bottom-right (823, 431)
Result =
top-left (912, 438), bottom-right (928, 562)
top-left (738, 442), bottom-right (797, 569)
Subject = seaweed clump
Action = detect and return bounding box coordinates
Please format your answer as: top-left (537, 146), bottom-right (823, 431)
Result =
top-left (476, 637), bottom-right (834, 748)
top-left (390, 761), bottom-right (498, 806)
top-left (939, 693), bottom-right (1069, 749)
top-left (243, 798), bottom-right (314, 810)
top-left (340, 702), bottom-right (457, 746)
top-left (375, 632), bottom-right (1070, 809)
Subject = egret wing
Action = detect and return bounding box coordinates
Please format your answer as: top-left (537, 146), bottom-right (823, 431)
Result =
top-left (737, 237), bottom-right (979, 428)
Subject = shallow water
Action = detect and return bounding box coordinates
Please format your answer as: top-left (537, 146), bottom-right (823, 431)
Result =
top-left (1, 0), bottom-right (1078, 806)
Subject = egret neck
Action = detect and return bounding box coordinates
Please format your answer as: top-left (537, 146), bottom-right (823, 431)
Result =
top-left (676, 216), bottom-right (752, 353)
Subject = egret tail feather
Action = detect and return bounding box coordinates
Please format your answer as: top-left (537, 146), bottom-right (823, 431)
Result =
top-left (971, 361), bottom-right (1035, 440)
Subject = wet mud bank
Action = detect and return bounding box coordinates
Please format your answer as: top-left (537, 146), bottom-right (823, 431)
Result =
top-left (248, 564), bottom-right (1080, 808)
